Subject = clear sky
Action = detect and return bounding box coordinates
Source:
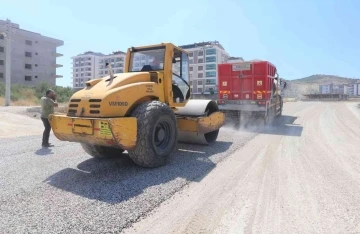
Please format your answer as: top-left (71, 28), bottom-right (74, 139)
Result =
top-left (2, 0), bottom-right (360, 87)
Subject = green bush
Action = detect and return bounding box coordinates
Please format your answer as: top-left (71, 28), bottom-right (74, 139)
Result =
top-left (0, 81), bottom-right (73, 104)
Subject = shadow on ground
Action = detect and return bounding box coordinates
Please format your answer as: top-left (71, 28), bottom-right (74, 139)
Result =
top-left (232, 115), bottom-right (303, 137)
top-left (35, 147), bottom-right (54, 156)
top-left (44, 141), bottom-right (232, 204)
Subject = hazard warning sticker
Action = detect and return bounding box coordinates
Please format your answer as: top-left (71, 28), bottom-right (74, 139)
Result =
top-left (257, 94), bottom-right (262, 99)
top-left (222, 81), bottom-right (227, 86)
top-left (257, 80), bottom-right (262, 86)
top-left (99, 121), bottom-right (112, 136)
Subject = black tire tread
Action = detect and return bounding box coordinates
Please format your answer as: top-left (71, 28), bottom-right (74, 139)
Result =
top-left (128, 100), bottom-right (178, 168)
top-left (81, 143), bottom-right (124, 159)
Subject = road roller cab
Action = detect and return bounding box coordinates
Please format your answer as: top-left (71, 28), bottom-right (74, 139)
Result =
top-left (48, 42), bottom-right (225, 168)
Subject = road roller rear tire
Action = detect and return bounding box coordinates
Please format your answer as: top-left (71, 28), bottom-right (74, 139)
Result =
top-left (128, 100), bottom-right (178, 168)
top-left (81, 144), bottom-right (125, 159)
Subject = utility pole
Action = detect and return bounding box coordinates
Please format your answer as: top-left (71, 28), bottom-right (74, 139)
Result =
top-left (4, 19), bottom-right (11, 106)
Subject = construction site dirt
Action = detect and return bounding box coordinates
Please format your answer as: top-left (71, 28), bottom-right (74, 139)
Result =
top-left (1, 101), bottom-right (360, 233)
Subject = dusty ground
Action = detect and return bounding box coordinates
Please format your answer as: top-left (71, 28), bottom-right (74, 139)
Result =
top-left (0, 102), bottom-right (360, 233)
top-left (123, 101), bottom-right (360, 234)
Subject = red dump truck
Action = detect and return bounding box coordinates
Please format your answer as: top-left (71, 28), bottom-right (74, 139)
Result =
top-left (217, 60), bottom-right (287, 126)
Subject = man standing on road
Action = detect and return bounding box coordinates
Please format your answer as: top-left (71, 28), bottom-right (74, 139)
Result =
top-left (40, 89), bottom-right (58, 147)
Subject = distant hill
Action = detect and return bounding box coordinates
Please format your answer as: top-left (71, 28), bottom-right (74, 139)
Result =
top-left (282, 75), bottom-right (360, 98)
top-left (291, 74), bottom-right (359, 85)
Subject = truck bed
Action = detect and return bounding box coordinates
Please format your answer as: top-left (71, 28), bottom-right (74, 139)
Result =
top-left (217, 61), bottom-right (277, 101)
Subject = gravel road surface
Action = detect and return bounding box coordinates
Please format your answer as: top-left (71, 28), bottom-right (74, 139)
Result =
top-left (1, 102), bottom-right (360, 233)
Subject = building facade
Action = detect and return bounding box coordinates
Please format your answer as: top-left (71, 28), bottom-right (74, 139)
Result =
top-left (71, 51), bottom-right (103, 88)
top-left (71, 51), bottom-right (126, 88)
top-left (179, 41), bottom-right (230, 94)
top-left (0, 19), bottom-right (63, 86)
top-left (98, 51), bottom-right (126, 78)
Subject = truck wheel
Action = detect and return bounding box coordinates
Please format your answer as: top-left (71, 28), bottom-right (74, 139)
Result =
top-left (128, 100), bottom-right (178, 168)
top-left (81, 143), bottom-right (125, 159)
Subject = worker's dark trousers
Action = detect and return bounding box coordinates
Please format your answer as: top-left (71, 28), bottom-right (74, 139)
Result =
top-left (41, 117), bottom-right (51, 145)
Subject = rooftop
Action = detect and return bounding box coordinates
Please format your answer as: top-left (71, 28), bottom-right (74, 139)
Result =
top-left (179, 40), bottom-right (225, 50)
top-left (0, 19), bottom-right (63, 46)
top-left (75, 51), bottom-right (105, 57)
top-left (229, 56), bottom-right (244, 60)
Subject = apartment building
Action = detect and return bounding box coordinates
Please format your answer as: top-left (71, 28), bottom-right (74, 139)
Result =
top-left (0, 19), bottom-right (63, 86)
top-left (179, 41), bottom-right (230, 94)
top-left (71, 51), bottom-right (104, 88)
top-left (71, 51), bottom-right (126, 88)
top-left (98, 51), bottom-right (126, 78)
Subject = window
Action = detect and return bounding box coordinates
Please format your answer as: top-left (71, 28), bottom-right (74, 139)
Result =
top-left (206, 71), bottom-right (216, 77)
top-left (129, 47), bottom-right (166, 72)
top-left (75, 74), bottom-right (78, 77)
top-left (0, 73), bottom-right (3, 78)
top-left (35, 64), bottom-right (38, 67)
top-left (189, 52), bottom-right (193, 57)
top-left (0, 60), bottom-right (4, 65)
top-left (0, 47), bottom-right (4, 53)
top-left (81, 73), bottom-right (83, 76)
top-left (0, 34), bottom-right (4, 40)
top-left (35, 53), bottom-right (38, 55)
top-left (198, 51), bottom-right (204, 56)
top-left (206, 56), bottom-right (216, 63)
top-left (25, 52), bottom-right (32, 57)
top-left (198, 73), bottom-right (203, 78)
top-left (87, 57), bottom-right (91, 60)
top-left (198, 58), bottom-right (204, 63)
top-left (116, 57), bottom-right (123, 62)
top-left (189, 67), bottom-right (193, 72)
top-left (206, 49), bottom-right (216, 55)
top-left (25, 76), bottom-right (32, 81)
top-left (81, 68), bottom-right (84, 71)
top-left (198, 80), bottom-right (203, 85)
top-left (198, 66), bottom-right (203, 71)
top-left (206, 79), bottom-right (216, 84)
top-left (206, 64), bottom-right (216, 70)
top-left (35, 76), bottom-right (38, 78)
top-left (198, 87), bottom-right (203, 93)
top-left (25, 64), bottom-right (32, 69)
top-left (171, 48), bottom-right (190, 103)
top-left (111, 59), bottom-right (114, 62)
top-left (189, 60), bottom-right (193, 64)
top-left (25, 40), bottom-right (32, 46)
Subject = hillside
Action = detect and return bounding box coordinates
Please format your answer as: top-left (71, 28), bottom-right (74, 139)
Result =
top-left (291, 74), bottom-right (359, 85)
top-left (282, 75), bottom-right (359, 98)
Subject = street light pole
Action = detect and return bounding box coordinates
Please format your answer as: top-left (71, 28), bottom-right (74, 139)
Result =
top-left (4, 19), bottom-right (11, 106)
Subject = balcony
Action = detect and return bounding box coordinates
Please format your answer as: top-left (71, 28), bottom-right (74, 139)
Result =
top-left (55, 75), bottom-right (63, 78)
top-left (54, 63), bottom-right (63, 68)
top-left (53, 52), bottom-right (63, 57)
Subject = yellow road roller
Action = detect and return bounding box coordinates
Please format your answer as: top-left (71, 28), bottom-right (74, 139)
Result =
top-left (49, 43), bottom-right (225, 167)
